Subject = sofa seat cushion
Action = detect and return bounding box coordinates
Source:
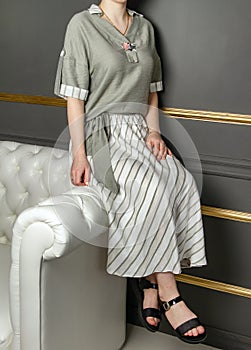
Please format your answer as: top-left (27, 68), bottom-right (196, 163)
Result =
top-left (0, 244), bottom-right (13, 348)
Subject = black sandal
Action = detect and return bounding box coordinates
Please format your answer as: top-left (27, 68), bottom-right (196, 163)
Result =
top-left (159, 295), bottom-right (207, 344)
top-left (131, 277), bottom-right (162, 332)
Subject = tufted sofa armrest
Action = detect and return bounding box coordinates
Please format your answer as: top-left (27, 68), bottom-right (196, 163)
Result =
top-left (10, 186), bottom-right (126, 350)
top-left (38, 186), bottom-right (110, 258)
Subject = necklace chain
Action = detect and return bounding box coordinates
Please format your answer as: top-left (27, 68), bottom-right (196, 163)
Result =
top-left (99, 5), bottom-right (130, 36)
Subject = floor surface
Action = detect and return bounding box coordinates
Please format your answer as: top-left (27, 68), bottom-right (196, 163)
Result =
top-left (121, 324), bottom-right (221, 350)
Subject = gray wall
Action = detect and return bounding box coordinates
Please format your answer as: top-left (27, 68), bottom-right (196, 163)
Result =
top-left (132, 0), bottom-right (251, 114)
top-left (1, 0), bottom-right (251, 349)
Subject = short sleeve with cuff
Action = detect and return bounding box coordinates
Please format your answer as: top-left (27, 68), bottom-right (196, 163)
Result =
top-left (54, 15), bottom-right (90, 101)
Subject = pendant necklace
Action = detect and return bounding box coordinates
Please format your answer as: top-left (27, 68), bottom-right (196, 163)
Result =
top-left (99, 6), bottom-right (139, 63)
top-left (99, 6), bottom-right (129, 36)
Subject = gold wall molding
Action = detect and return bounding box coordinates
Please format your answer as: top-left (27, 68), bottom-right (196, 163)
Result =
top-left (1, 92), bottom-right (251, 125)
top-left (176, 274), bottom-right (251, 299)
top-left (179, 205), bottom-right (251, 298)
top-left (162, 107), bottom-right (251, 125)
top-left (0, 93), bottom-right (66, 107)
top-left (202, 205), bottom-right (251, 223)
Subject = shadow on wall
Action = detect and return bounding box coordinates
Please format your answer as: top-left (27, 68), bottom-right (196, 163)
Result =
top-left (127, 0), bottom-right (171, 107)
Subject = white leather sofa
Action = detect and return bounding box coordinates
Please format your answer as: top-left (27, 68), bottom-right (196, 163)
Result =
top-left (0, 140), bottom-right (126, 350)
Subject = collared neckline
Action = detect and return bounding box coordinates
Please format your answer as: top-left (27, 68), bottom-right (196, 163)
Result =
top-left (88, 3), bottom-right (143, 17)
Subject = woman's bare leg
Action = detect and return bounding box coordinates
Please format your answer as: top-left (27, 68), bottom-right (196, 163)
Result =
top-left (155, 272), bottom-right (205, 336)
top-left (143, 273), bottom-right (160, 326)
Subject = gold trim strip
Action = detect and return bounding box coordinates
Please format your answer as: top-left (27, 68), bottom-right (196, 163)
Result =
top-left (176, 274), bottom-right (251, 299)
top-left (202, 205), bottom-right (251, 223)
top-left (0, 93), bottom-right (66, 107)
top-left (162, 107), bottom-right (251, 125)
top-left (1, 93), bottom-right (251, 125)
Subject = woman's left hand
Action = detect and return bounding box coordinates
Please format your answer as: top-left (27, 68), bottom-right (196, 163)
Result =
top-left (145, 131), bottom-right (173, 160)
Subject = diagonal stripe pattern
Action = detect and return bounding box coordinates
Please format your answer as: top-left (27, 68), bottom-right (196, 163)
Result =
top-left (83, 113), bottom-right (207, 277)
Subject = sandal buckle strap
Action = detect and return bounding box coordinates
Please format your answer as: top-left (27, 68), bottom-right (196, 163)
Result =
top-left (161, 295), bottom-right (183, 311)
top-left (162, 301), bottom-right (171, 311)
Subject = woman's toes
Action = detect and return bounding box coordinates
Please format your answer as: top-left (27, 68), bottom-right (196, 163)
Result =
top-left (154, 317), bottom-right (159, 326)
top-left (191, 327), bottom-right (199, 336)
top-left (197, 325), bottom-right (205, 334)
top-left (185, 326), bottom-right (204, 337)
top-left (184, 326), bottom-right (205, 337)
top-left (146, 316), bottom-right (158, 326)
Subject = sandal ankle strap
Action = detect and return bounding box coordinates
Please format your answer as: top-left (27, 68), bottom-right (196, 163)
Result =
top-left (139, 277), bottom-right (158, 290)
top-left (159, 295), bottom-right (183, 311)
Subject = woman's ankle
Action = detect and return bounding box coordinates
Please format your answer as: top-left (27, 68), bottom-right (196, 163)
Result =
top-left (158, 289), bottom-right (180, 302)
top-left (155, 271), bottom-right (180, 300)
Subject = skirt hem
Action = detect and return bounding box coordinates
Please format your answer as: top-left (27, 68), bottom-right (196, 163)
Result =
top-left (106, 261), bottom-right (208, 278)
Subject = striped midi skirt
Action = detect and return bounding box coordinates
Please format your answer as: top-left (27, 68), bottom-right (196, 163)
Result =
top-left (80, 113), bottom-right (207, 277)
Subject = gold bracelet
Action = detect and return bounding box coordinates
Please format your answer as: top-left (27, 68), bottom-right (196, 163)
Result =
top-left (147, 129), bottom-right (161, 135)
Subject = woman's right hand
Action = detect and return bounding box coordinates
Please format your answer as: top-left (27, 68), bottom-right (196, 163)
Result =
top-left (70, 152), bottom-right (91, 186)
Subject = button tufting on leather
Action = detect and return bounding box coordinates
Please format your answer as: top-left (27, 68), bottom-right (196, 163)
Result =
top-left (0, 140), bottom-right (74, 244)
top-left (32, 149), bottom-right (41, 155)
